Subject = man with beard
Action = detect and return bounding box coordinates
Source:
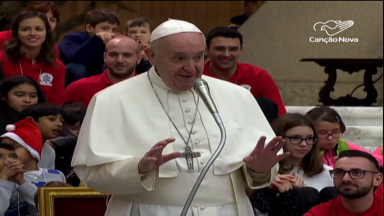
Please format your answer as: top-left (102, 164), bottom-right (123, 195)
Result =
top-left (61, 35), bottom-right (141, 107)
top-left (305, 150), bottom-right (383, 216)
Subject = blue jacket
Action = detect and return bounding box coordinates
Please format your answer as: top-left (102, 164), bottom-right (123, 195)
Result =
top-left (59, 31), bottom-right (105, 76)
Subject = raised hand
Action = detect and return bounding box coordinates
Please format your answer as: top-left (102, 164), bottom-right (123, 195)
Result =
top-left (136, 40), bottom-right (149, 61)
top-left (138, 138), bottom-right (182, 174)
top-left (95, 32), bottom-right (116, 43)
top-left (243, 136), bottom-right (290, 173)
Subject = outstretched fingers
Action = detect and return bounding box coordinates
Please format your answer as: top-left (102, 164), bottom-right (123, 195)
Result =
top-left (270, 138), bottom-right (286, 154)
top-left (276, 152), bottom-right (290, 162)
top-left (163, 152), bottom-right (183, 163)
top-left (155, 138), bottom-right (176, 147)
top-left (148, 138), bottom-right (176, 156)
top-left (249, 136), bottom-right (267, 156)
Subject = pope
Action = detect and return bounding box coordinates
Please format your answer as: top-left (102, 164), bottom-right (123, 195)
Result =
top-left (71, 19), bottom-right (289, 216)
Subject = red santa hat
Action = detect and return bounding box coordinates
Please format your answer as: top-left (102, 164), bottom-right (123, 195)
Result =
top-left (1, 117), bottom-right (43, 161)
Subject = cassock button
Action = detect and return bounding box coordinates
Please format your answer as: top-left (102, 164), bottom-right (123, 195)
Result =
top-left (188, 120), bottom-right (194, 124)
top-left (185, 108), bottom-right (190, 113)
top-left (200, 162), bottom-right (205, 165)
top-left (182, 99), bottom-right (187, 102)
top-left (194, 140), bottom-right (200, 144)
top-left (192, 130), bottom-right (197, 134)
top-left (200, 207), bottom-right (205, 210)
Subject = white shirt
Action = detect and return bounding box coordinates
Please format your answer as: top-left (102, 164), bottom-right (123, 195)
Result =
top-left (290, 165), bottom-right (334, 191)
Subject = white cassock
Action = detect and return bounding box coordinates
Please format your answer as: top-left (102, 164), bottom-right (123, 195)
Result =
top-left (71, 67), bottom-right (279, 216)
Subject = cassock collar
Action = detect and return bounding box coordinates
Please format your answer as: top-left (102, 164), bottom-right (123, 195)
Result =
top-left (148, 67), bottom-right (173, 91)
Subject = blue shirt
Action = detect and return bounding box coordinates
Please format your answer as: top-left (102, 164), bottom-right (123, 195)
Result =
top-left (59, 31), bottom-right (106, 76)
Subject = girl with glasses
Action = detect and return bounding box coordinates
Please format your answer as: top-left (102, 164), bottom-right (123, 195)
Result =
top-left (250, 113), bottom-right (334, 216)
top-left (305, 106), bottom-right (383, 168)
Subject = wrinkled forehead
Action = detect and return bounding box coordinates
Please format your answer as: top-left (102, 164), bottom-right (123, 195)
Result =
top-left (160, 32), bottom-right (206, 42)
top-left (159, 32), bottom-right (205, 52)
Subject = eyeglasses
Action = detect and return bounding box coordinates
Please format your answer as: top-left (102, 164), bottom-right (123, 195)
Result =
top-left (317, 131), bottom-right (342, 139)
top-left (283, 136), bottom-right (318, 145)
top-left (330, 168), bottom-right (379, 179)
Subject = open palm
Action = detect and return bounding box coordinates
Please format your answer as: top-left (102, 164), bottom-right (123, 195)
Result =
top-left (243, 136), bottom-right (290, 173)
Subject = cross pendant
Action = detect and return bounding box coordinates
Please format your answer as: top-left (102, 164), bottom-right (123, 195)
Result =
top-left (180, 146), bottom-right (201, 171)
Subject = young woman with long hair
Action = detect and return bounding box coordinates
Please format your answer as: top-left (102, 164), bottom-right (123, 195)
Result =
top-left (0, 1), bottom-right (61, 58)
top-left (250, 113), bottom-right (335, 216)
top-left (0, 11), bottom-right (65, 104)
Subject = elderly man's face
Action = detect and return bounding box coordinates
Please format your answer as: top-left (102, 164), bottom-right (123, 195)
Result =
top-left (146, 33), bottom-right (205, 91)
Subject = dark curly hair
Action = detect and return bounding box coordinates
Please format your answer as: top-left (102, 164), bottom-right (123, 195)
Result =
top-left (2, 11), bottom-right (57, 65)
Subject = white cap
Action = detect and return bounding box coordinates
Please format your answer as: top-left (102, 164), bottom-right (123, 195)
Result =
top-left (150, 18), bottom-right (203, 42)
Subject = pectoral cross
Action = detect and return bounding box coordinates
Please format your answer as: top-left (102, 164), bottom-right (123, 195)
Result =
top-left (180, 146), bottom-right (201, 171)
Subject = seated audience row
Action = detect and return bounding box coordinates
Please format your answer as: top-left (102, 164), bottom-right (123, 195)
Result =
top-left (0, 2), bottom-right (382, 216)
top-left (250, 112), bottom-right (383, 216)
top-left (251, 113), bottom-right (334, 216)
top-left (1, 3), bottom-right (287, 117)
top-left (0, 117), bottom-right (65, 215)
top-left (1, 80), bottom-right (382, 216)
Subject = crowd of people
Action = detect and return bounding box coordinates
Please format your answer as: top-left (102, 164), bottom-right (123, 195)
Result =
top-left (0, 1), bottom-right (383, 216)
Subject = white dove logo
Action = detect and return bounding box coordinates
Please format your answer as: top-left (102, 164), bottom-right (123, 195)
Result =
top-left (313, 20), bottom-right (354, 36)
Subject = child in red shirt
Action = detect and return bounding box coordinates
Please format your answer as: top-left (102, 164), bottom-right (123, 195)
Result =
top-left (0, 11), bottom-right (65, 104)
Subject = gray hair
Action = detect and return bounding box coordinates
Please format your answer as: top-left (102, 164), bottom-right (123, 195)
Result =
top-left (149, 40), bottom-right (160, 53)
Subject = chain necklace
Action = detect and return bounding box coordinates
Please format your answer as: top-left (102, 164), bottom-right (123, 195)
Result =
top-left (147, 72), bottom-right (201, 171)
top-left (19, 61), bottom-right (42, 83)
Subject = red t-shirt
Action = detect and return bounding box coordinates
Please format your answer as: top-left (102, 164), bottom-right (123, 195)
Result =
top-left (375, 184), bottom-right (383, 198)
top-left (0, 52), bottom-right (65, 104)
top-left (203, 61), bottom-right (287, 116)
top-left (305, 193), bottom-right (383, 216)
top-left (61, 70), bottom-right (115, 107)
top-left (0, 30), bottom-right (61, 58)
